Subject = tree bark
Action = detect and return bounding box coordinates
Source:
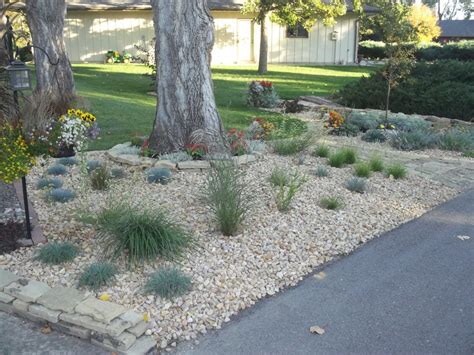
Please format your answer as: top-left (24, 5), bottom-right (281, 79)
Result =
top-left (0, 0), bottom-right (9, 66)
top-left (257, 12), bottom-right (268, 75)
top-left (25, 0), bottom-right (75, 104)
top-left (148, 0), bottom-right (228, 154)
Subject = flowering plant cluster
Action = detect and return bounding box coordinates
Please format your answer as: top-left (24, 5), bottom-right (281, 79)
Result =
top-left (185, 143), bottom-right (207, 160)
top-left (325, 111), bottom-right (345, 129)
top-left (56, 109), bottom-right (99, 153)
top-left (0, 124), bottom-right (36, 183)
top-left (246, 118), bottom-right (276, 141)
top-left (227, 128), bottom-right (248, 156)
top-left (247, 80), bottom-right (279, 108)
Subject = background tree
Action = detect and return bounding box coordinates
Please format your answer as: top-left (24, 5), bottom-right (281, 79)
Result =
top-left (243, 0), bottom-right (363, 74)
top-left (408, 3), bottom-right (441, 42)
top-left (148, 0), bottom-right (228, 154)
top-left (423, 0), bottom-right (472, 20)
top-left (25, 0), bottom-right (75, 108)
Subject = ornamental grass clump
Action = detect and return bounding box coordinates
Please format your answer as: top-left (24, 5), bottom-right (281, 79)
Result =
top-left (328, 151), bottom-right (346, 168)
top-left (312, 165), bottom-right (328, 177)
top-left (274, 171), bottom-right (306, 212)
top-left (146, 167), bottom-right (172, 185)
top-left (346, 177), bottom-right (368, 194)
top-left (57, 157), bottom-right (78, 166)
top-left (48, 188), bottom-right (76, 203)
top-left (86, 160), bottom-right (102, 174)
top-left (269, 167), bottom-right (289, 187)
top-left (354, 163), bottom-right (372, 178)
top-left (320, 196), bottom-right (344, 210)
top-left (47, 164), bottom-right (68, 176)
top-left (203, 161), bottom-right (249, 236)
top-left (313, 145), bottom-right (330, 158)
top-left (271, 132), bottom-right (313, 156)
top-left (340, 148), bottom-right (357, 164)
top-left (35, 242), bottom-right (79, 265)
top-left (95, 204), bottom-right (192, 265)
top-left (368, 156), bottom-right (384, 172)
top-left (144, 267), bottom-right (191, 300)
top-left (386, 163), bottom-right (408, 179)
top-left (90, 165), bottom-right (111, 190)
top-left (36, 177), bottom-right (63, 190)
top-left (78, 262), bottom-right (117, 290)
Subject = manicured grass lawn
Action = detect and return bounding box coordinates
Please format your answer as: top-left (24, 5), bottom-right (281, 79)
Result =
top-left (72, 64), bottom-right (374, 150)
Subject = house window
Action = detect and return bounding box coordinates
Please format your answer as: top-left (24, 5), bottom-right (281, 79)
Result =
top-left (286, 23), bottom-right (309, 38)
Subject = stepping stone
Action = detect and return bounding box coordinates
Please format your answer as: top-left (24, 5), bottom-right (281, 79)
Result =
top-left (37, 287), bottom-right (87, 313)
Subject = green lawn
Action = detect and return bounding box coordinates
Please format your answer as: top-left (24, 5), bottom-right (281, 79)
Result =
top-left (72, 64), bottom-right (373, 150)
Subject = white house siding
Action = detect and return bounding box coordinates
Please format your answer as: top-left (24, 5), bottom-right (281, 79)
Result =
top-left (64, 10), bottom-right (357, 65)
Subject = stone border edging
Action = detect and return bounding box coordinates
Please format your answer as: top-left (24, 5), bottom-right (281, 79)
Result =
top-left (0, 268), bottom-right (156, 354)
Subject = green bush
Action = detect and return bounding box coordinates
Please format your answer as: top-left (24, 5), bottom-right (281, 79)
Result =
top-left (368, 156), bottom-right (384, 172)
top-left (340, 148), bottom-right (357, 164)
top-left (312, 165), bottom-right (328, 177)
top-left (203, 161), bottom-right (249, 236)
top-left (274, 172), bottom-right (306, 212)
top-left (96, 204), bottom-right (193, 265)
top-left (347, 111), bottom-right (380, 132)
top-left (319, 196), bottom-right (344, 210)
top-left (463, 151), bottom-right (474, 158)
top-left (354, 163), bottom-right (372, 178)
top-left (48, 188), bottom-right (76, 203)
top-left (78, 262), bottom-right (117, 290)
top-left (269, 167), bottom-right (289, 187)
top-left (47, 164), bottom-right (68, 176)
top-left (271, 133), bottom-right (313, 156)
top-left (386, 163), bottom-right (408, 179)
top-left (36, 177), bottom-right (63, 190)
top-left (358, 40), bottom-right (387, 60)
top-left (339, 60), bottom-right (474, 121)
top-left (57, 157), bottom-right (78, 166)
top-left (362, 129), bottom-right (387, 143)
top-left (439, 129), bottom-right (474, 152)
top-left (35, 242), bottom-right (79, 264)
top-left (90, 165), bottom-right (111, 190)
top-left (313, 145), bottom-right (330, 158)
top-left (86, 160), bottom-right (102, 174)
top-left (390, 129), bottom-right (439, 151)
top-left (346, 177), bottom-right (367, 193)
top-left (144, 267), bottom-right (191, 300)
top-left (328, 151), bottom-right (346, 168)
top-left (147, 167), bottom-right (172, 185)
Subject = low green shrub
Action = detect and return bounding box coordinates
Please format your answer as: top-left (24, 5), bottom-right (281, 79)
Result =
top-left (312, 165), bottom-right (328, 177)
top-left (347, 111), bottom-right (380, 132)
top-left (320, 196), bottom-right (344, 210)
top-left (313, 145), bottom-right (330, 158)
top-left (274, 172), bottom-right (306, 212)
top-left (48, 188), bottom-right (76, 203)
top-left (328, 151), bottom-right (346, 168)
top-left (144, 267), bottom-right (191, 300)
top-left (147, 167), bottom-right (172, 185)
top-left (368, 156), bottom-right (384, 172)
top-left (271, 133), bottom-right (313, 156)
top-left (130, 136), bottom-right (145, 147)
top-left (269, 167), bottom-right (289, 187)
top-left (390, 129), bottom-right (439, 151)
top-left (340, 148), bottom-right (357, 164)
top-left (36, 177), bottom-right (63, 190)
top-left (35, 242), bottom-right (79, 264)
top-left (96, 204), bottom-right (193, 265)
top-left (86, 160), bottom-right (102, 174)
top-left (346, 177), bottom-right (367, 193)
top-left (47, 164), bottom-right (67, 176)
top-left (57, 157), bottom-right (78, 166)
top-left (78, 262), bottom-right (117, 290)
top-left (438, 129), bottom-right (474, 152)
top-left (90, 165), bottom-right (111, 190)
top-left (386, 163), bottom-right (407, 179)
top-left (354, 163), bottom-right (372, 178)
top-left (463, 151), bottom-right (474, 158)
top-left (203, 161), bottom-right (249, 236)
top-left (362, 129), bottom-right (387, 143)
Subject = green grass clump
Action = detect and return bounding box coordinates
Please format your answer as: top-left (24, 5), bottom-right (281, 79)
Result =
top-left (313, 145), bottom-right (330, 158)
top-left (95, 204), bottom-right (193, 265)
top-left (146, 167), bottom-right (172, 185)
top-left (35, 242), bottom-right (79, 265)
top-left (328, 151), bottom-right (346, 168)
top-left (312, 165), bottom-right (328, 177)
top-left (144, 267), bottom-right (191, 300)
top-left (271, 133), bottom-right (313, 156)
top-left (47, 164), bottom-right (68, 176)
top-left (354, 163), bottom-right (372, 178)
top-left (340, 148), bottom-right (357, 164)
top-left (203, 161), bottom-right (249, 236)
top-left (269, 167), bottom-right (289, 187)
top-left (368, 156), bottom-right (384, 172)
top-left (319, 196), bottom-right (344, 210)
top-left (48, 188), bottom-right (76, 203)
top-left (274, 172), bottom-right (306, 212)
top-left (463, 151), bottom-right (474, 158)
top-left (346, 177), bottom-right (368, 193)
top-left (90, 165), bottom-right (111, 190)
top-left (86, 160), bottom-right (102, 174)
top-left (78, 262), bottom-right (117, 290)
top-left (36, 177), bottom-right (63, 190)
top-left (57, 157), bottom-right (78, 166)
top-left (386, 163), bottom-right (408, 179)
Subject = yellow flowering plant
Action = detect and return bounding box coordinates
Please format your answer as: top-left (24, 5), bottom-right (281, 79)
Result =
top-left (0, 124), bottom-right (36, 184)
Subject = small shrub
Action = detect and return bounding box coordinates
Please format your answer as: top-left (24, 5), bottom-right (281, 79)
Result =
top-left (320, 196), bottom-right (344, 210)
top-left (390, 130), bottom-right (439, 151)
top-left (86, 160), bottom-right (102, 174)
top-left (269, 167), bottom-right (289, 187)
top-left (246, 139), bottom-right (267, 154)
top-left (0, 220), bottom-right (25, 254)
top-left (110, 168), bottom-right (125, 179)
top-left (48, 188), bottom-right (76, 203)
top-left (34, 242), bottom-right (79, 264)
top-left (47, 164), bottom-right (67, 176)
top-left (158, 151), bottom-right (192, 163)
top-left (386, 163), bottom-right (407, 179)
top-left (313, 145), bottom-right (330, 158)
top-left (463, 151), bottom-right (474, 158)
top-left (328, 151), bottom-right (346, 168)
top-left (368, 156), bottom-right (384, 172)
top-left (96, 204), bottom-right (193, 265)
top-left (144, 267), bottom-right (191, 300)
top-left (203, 161), bottom-right (249, 236)
top-left (274, 172), bottom-right (306, 212)
top-left (130, 136), bottom-right (145, 147)
top-left (362, 129), bottom-right (387, 143)
top-left (312, 165), bottom-right (328, 177)
top-left (346, 177), bottom-right (367, 193)
top-left (147, 167), bottom-right (172, 185)
top-left (247, 80), bottom-right (279, 108)
top-left (439, 129), bottom-right (474, 152)
top-left (90, 165), bottom-right (111, 190)
top-left (36, 177), bottom-right (63, 190)
top-left (347, 111), bottom-right (379, 132)
top-left (354, 163), bottom-right (372, 178)
top-left (57, 157), bottom-right (78, 166)
top-left (78, 262), bottom-right (117, 290)
top-left (271, 133), bottom-right (313, 156)
top-left (340, 148), bottom-right (357, 164)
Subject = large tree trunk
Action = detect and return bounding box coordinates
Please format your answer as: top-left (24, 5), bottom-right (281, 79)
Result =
top-left (0, 0), bottom-right (10, 66)
top-left (257, 12), bottom-right (268, 74)
top-left (148, 0), bottom-right (227, 154)
top-left (25, 0), bottom-right (75, 105)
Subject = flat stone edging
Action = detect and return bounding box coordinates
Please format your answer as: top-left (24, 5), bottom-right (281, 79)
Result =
top-left (0, 268), bottom-right (156, 354)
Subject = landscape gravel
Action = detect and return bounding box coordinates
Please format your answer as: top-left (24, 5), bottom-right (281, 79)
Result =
top-left (0, 150), bottom-right (458, 350)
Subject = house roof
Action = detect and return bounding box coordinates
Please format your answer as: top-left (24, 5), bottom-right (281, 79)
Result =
top-left (66, 0), bottom-right (378, 13)
top-left (439, 20), bottom-right (474, 38)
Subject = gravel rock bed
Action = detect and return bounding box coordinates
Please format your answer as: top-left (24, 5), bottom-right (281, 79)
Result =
top-left (0, 151), bottom-right (458, 350)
